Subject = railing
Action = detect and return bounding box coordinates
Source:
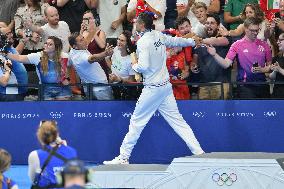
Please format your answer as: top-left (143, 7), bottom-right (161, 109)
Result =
top-left (2, 81), bottom-right (284, 101)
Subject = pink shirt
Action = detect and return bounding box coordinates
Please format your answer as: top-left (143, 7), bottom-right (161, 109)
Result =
top-left (226, 37), bottom-right (272, 82)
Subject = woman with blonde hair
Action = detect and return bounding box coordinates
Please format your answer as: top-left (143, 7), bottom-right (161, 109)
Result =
top-left (0, 148), bottom-right (18, 189)
top-left (28, 120), bottom-right (77, 188)
top-left (5, 36), bottom-right (71, 100)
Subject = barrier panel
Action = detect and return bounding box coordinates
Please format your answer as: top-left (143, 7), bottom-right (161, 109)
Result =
top-left (0, 100), bottom-right (283, 164)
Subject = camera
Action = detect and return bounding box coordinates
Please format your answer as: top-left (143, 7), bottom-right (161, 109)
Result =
top-left (24, 28), bottom-right (33, 38)
top-left (0, 57), bottom-right (12, 70)
top-left (253, 61), bottom-right (259, 68)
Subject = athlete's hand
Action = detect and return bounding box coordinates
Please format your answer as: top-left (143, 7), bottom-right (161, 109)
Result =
top-left (192, 35), bottom-right (202, 46)
top-left (130, 52), bottom-right (138, 66)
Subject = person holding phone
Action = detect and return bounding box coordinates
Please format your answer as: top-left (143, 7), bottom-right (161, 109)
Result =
top-left (81, 10), bottom-right (110, 79)
top-left (270, 33), bottom-right (284, 98)
top-left (207, 17), bottom-right (272, 99)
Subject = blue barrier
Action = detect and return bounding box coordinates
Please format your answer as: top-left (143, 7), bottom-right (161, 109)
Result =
top-left (0, 100), bottom-right (283, 164)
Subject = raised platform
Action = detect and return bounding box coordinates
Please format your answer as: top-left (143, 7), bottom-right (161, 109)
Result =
top-left (89, 152), bottom-right (284, 189)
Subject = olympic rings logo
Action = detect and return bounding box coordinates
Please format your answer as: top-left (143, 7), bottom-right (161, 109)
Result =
top-left (212, 172), bottom-right (237, 186)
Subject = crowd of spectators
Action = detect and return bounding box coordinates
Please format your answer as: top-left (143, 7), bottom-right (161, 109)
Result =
top-left (1, 0), bottom-right (284, 101)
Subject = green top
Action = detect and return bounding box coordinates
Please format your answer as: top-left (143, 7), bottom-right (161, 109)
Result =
top-left (224, 0), bottom-right (258, 30)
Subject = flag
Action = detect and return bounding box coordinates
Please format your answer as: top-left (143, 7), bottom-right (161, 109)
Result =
top-left (267, 0), bottom-right (280, 10)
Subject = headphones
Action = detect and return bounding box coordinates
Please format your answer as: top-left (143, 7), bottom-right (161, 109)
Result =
top-left (55, 160), bottom-right (90, 186)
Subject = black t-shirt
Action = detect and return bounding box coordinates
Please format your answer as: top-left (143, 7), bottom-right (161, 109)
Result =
top-left (194, 37), bottom-right (232, 82)
top-left (272, 55), bottom-right (284, 82)
top-left (55, 0), bottom-right (89, 33)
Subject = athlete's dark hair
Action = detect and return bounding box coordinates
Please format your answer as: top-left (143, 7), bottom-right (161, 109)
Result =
top-left (137, 12), bottom-right (153, 30)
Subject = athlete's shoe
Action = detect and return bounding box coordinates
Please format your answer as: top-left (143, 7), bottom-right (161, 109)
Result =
top-left (103, 155), bottom-right (129, 165)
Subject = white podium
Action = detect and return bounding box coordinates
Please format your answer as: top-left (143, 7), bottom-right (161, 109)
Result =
top-left (89, 152), bottom-right (284, 189)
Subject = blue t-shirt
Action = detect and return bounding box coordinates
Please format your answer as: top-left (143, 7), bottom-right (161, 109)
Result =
top-left (27, 52), bottom-right (69, 84)
top-left (0, 47), bottom-right (28, 94)
top-left (36, 145), bottom-right (77, 187)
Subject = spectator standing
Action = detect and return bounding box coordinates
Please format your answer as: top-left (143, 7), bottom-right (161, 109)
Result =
top-left (270, 33), bottom-right (284, 98)
top-left (51, 0), bottom-right (95, 33)
top-left (14, 0), bottom-right (49, 54)
top-left (223, 0), bottom-right (258, 31)
top-left (220, 3), bottom-right (270, 41)
top-left (193, 14), bottom-right (231, 99)
top-left (176, 0), bottom-right (219, 35)
top-left (68, 32), bottom-right (114, 100)
top-left (6, 36), bottom-right (72, 100)
top-left (106, 30), bottom-right (138, 100)
top-left (81, 10), bottom-right (110, 78)
top-left (175, 17), bottom-right (199, 97)
top-left (27, 6), bottom-right (71, 52)
top-left (271, 0), bottom-right (284, 40)
top-left (96, 0), bottom-right (127, 41)
top-left (207, 17), bottom-right (272, 99)
top-left (127, 0), bottom-right (167, 31)
top-left (28, 120), bottom-right (77, 188)
top-left (166, 45), bottom-right (190, 99)
top-left (191, 2), bottom-right (208, 37)
top-left (0, 148), bottom-right (18, 189)
top-left (0, 29), bottom-right (28, 101)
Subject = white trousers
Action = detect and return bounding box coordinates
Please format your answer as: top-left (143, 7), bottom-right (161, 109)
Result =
top-left (120, 82), bottom-right (204, 159)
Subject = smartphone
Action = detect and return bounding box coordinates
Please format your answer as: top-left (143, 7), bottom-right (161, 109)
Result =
top-left (253, 62), bottom-right (259, 67)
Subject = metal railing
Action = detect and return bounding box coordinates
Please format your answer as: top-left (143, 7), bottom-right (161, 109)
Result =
top-left (1, 81), bottom-right (284, 101)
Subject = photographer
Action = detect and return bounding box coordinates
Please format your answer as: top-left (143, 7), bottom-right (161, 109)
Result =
top-left (60, 160), bottom-right (89, 189)
top-left (0, 30), bottom-right (28, 101)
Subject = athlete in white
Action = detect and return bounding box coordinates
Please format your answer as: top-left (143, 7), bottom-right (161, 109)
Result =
top-left (104, 12), bottom-right (204, 165)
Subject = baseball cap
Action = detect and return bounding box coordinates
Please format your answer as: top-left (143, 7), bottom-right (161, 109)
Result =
top-left (63, 160), bottom-right (87, 175)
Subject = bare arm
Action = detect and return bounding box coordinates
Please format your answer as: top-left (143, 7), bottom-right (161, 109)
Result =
top-left (56, 0), bottom-right (70, 7)
top-left (28, 23), bottom-right (44, 35)
top-left (119, 6), bottom-right (127, 24)
top-left (7, 20), bottom-right (15, 31)
top-left (93, 30), bottom-right (106, 49)
top-left (208, 0), bottom-right (220, 14)
top-left (6, 53), bottom-right (30, 64)
top-left (15, 40), bottom-right (26, 54)
top-left (224, 12), bottom-right (241, 24)
top-left (176, 0), bottom-right (194, 17)
top-left (229, 24), bottom-right (245, 36)
top-left (207, 46), bottom-right (232, 68)
top-left (202, 37), bottom-right (229, 46)
top-left (127, 8), bottom-right (136, 22)
top-left (84, 0), bottom-right (97, 9)
top-left (111, 5), bottom-right (127, 30)
top-left (88, 44), bottom-right (113, 63)
top-left (145, 1), bottom-right (162, 18)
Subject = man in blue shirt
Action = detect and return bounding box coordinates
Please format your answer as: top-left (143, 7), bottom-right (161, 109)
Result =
top-left (0, 30), bottom-right (28, 101)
